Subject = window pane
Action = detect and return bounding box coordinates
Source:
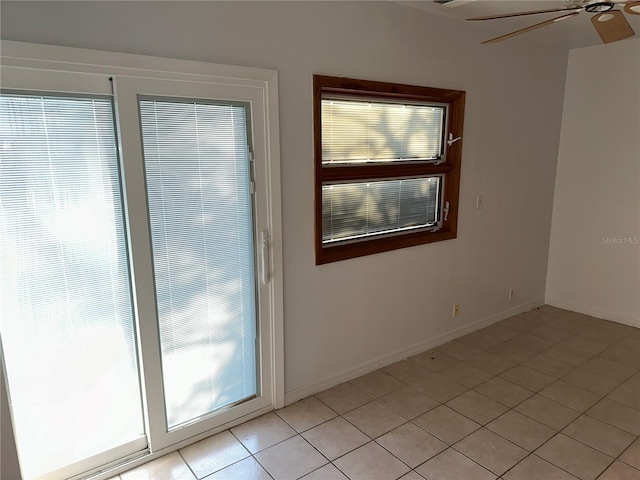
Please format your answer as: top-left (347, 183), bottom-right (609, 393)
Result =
top-left (322, 177), bottom-right (441, 243)
top-left (139, 99), bottom-right (257, 429)
top-left (0, 94), bottom-right (144, 479)
top-left (321, 99), bottom-right (444, 164)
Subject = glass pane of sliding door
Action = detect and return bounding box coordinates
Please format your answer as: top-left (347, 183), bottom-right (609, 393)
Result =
top-left (138, 98), bottom-right (258, 429)
top-left (0, 94), bottom-right (145, 479)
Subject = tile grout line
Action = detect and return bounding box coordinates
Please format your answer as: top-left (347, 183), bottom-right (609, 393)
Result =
top-left (122, 308), bottom-right (639, 480)
top-left (226, 427), bottom-right (273, 479)
top-left (478, 335), bottom-right (608, 476)
top-left (281, 374), bottom-right (482, 478)
top-left (408, 316), bottom-right (637, 477)
top-left (176, 449), bottom-right (200, 480)
top-left (375, 313), bottom-right (636, 477)
top-left (341, 312), bottom-right (637, 478)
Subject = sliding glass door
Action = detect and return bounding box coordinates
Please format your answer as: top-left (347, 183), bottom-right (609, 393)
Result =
top-left (114, 76), bottom-right (274, 452)
top-left (139, 97), bottom-right (258, 429)
top-left (0, 93), bottom-right (147, 479)
top-left (0, 65), bottom-right (276, 479)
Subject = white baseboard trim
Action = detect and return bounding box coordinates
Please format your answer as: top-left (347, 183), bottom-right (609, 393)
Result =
top-left (284, 299), bottom-right (543, 405)
top-left (545, 297), bottom-right (640, 328)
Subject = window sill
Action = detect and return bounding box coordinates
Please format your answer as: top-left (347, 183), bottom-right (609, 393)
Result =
top-left (316, 228), bottom-right (458, 264)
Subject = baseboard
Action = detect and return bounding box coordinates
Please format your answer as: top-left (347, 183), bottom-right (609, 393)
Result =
top-left (545, 297), bottom-right (640, 328)
top-left (284, 299), bottom-right (543, 405)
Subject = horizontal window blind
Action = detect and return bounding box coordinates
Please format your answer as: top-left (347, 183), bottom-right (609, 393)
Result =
top-left (0, 94), bottom-right (144, 479)
top-left (321, 99), bottom-right (445, 164)
top-left (322, 177), bottom-right (441, 243)
top-left (139, 98), bottom-right (257, 429)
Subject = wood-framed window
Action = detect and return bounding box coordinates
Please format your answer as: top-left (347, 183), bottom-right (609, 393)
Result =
top-left (313, 75), bottom-right (466, 264)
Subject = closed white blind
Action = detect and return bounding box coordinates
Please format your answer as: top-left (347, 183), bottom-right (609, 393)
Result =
top-left (0, 94), bottom-right (144, 478)
top-left (322, 177), bottom-right (441, 243)
top-left (321, 99), bottom-right (445, 164)
top-left (139, 99), bottom-right (257, 429)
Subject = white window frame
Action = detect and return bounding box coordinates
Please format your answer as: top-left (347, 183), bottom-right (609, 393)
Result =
top-left (0, 40), bottom-right (284, 480)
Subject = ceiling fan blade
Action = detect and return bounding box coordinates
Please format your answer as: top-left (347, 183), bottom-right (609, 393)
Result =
top-left (624, 1), bottom-right (640, 15)
top-left (482, 12), bottom-right (580, 44)
top-left (468, 7), bottom-right (581, 21)
top-left (591, 10), bottom-right (635, 43)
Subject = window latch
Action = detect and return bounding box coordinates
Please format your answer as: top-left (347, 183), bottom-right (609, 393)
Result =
top-left (444, 201), bottom-right (450, 221)
top-left (447, 132), bottom-right (461, 147)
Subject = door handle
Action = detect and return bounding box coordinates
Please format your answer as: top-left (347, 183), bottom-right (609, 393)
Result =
top-left (261, 230), bottom-right (271, 285)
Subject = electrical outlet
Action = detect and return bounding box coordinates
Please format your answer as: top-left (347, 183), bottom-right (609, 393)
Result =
top-left (453, 304), bottom-right (460, 317)
top-left (509, 288), bottom-right (514, 300)
top-left (476, 194), bottom-right (484, 209)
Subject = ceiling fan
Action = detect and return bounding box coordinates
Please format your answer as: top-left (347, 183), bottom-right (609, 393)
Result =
top-left (465, 0), bottom-right (640, 44)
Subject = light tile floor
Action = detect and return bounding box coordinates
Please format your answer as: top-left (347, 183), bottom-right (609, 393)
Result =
top-left (118, 306), bottom-right (640, 480)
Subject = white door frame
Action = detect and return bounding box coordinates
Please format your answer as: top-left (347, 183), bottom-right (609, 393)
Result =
top-left (113, 75), bottom-right (277, 452)
top-left (0, 40), bottom-right (284, 480)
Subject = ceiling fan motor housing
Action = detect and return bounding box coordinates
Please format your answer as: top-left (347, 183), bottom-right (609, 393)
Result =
top-left (584, 1), bottom-right (615, 13)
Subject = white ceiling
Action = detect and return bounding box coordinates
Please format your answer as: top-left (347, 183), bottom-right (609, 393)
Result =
top-left (398, 0), bottom-right (640, 50)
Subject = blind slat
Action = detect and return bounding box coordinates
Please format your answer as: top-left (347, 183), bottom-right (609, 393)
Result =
top-left (0, 94), bottom-right (144, 479)
top-left (321, 99), bottom-right (445, 164)
top-left (139, 99), bottom-right (257, 429)
top-left (322, 177), bottom-right (441, 243)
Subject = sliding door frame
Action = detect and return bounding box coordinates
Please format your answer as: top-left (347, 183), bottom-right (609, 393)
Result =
top-left (113, 76), bottom-right (276, 452)
top-left (0, 40), bottom-right (284, 480)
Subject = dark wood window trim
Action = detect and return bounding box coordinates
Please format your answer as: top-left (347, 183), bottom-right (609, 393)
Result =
top-left (314, 75), bottom-right (466, 265)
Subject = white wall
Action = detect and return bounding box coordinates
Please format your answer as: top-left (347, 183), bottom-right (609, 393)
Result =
top-left (0, 0), bottom-right (567, 404)
top-left (546, 39), bottom-right (640, 327)
top-left (0, 2), bottom-right (568, 473)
